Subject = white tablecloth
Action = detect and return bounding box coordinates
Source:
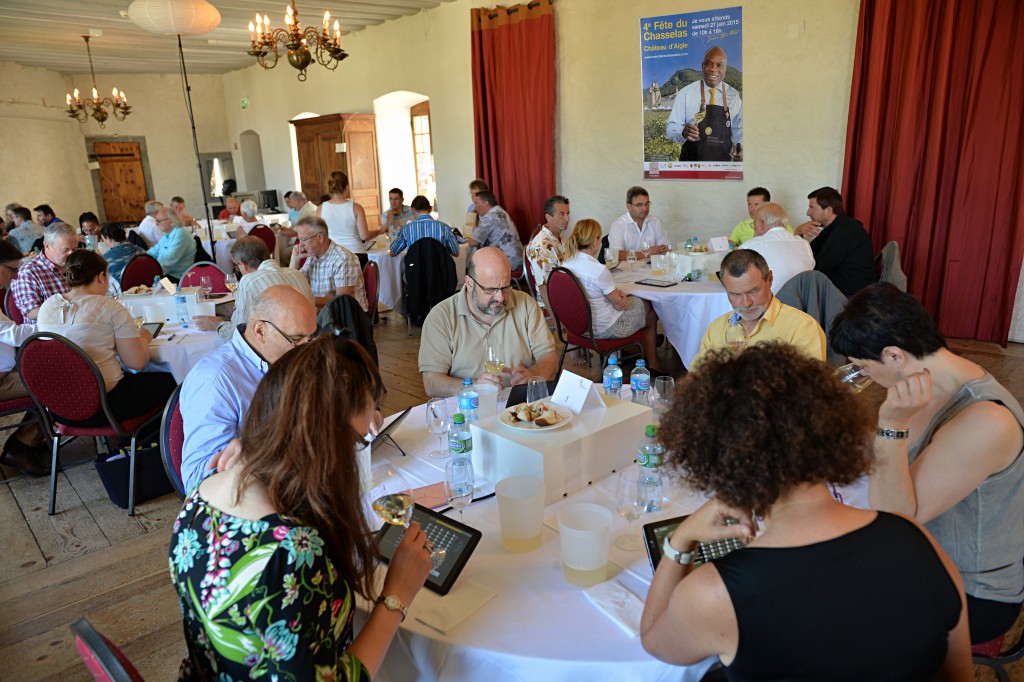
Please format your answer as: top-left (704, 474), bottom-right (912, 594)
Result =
top-left (366, 243), bottom-right (471, 313)
top-left (140, 322), bottom-right (225, 383)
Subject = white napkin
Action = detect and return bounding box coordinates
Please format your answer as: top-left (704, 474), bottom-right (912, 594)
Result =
top-left (410, 579), bottom-right (497, 635)
top-left (583, 579), bottom-right (645, 638)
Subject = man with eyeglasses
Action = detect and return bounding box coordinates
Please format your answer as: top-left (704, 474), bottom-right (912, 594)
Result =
top-left (290, 215), bottom-right (368, 312)
top-left (608, 186), bottom-right (671, 262)
top-left (179, 285), bottom-right (317, 492)
top-left (146, 204), bottom-right (196, 281)
top-left (11, 221), bottom-right (75, 322)
top-left (419, 247), bottom-right (557, 398)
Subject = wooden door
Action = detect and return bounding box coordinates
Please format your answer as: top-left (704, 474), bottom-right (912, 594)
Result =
top-left (343, 115), bottom-right (381, 229)
top-left (94, 142), bottom-right (147, 223)
top-left (292, 114), bottom-right (343, 201)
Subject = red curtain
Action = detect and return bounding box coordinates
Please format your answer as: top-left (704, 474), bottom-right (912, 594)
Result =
top-left (471, 1), bottom-right (555, 245)
top-left (842, 0), bottom-right (1024, 344)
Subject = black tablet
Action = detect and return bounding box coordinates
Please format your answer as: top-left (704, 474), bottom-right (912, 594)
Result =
top-left (369, 408), bottom-right (411, 453)
top-left (140, 322), bottom-right (164, 337)
top-left (642, 515), bottom-right (745, 573)
top-left (375, 503), bottom-right (482, 596)
top-left (505, 379), bottom-right (559, 408)
top-left (636, 278), bottom-right (677, 288)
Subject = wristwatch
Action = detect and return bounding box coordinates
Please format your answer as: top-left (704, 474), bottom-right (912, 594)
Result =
top-left (375, 594), bottom-right (408, 621)
top-left (662, 536), bottom-right (696, 565)
top-left (877, 427), bottom-right (911, 439)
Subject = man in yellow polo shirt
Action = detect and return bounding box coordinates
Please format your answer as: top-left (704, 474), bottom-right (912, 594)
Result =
top-left (419, 247), bottom-right (558, 397)
top-left (728, 187), bottom-right (794, 246)
top-left (692, 249), bottom-right (825, 366)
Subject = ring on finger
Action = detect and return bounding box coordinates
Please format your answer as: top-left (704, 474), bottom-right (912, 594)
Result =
top-left (424, 540), bottom-right (435, 553)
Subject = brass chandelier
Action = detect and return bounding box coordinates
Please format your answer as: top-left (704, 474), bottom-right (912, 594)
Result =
top-left (65, 36), bottom-right (131, 128)
top-left (247, 3), bottom-right (349, 81)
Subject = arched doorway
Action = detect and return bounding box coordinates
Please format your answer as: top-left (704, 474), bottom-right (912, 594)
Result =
top-left (239, 130), bottom-right (266, 191)
top-left (373, 91), bottom-right (431, 210)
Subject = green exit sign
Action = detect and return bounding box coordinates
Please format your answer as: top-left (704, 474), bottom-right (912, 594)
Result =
top-left (241, 98), bottom-right (249, 109)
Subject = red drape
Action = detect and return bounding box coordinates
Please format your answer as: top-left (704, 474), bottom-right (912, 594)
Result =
top-left (842, 0), bottom-right (1024, 344)
top-left (471, 1), bottom-right (555, 245)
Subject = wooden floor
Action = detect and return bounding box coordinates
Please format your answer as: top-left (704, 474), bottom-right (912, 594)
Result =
top-left (1, 311), bottom-right (1022, 680)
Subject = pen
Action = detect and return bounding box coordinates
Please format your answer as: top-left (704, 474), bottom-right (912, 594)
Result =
top-left (166, 333), bottom-right (176, 342)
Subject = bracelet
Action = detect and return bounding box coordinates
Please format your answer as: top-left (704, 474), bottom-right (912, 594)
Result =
top-left (877, 427), bottom-right (910, 440)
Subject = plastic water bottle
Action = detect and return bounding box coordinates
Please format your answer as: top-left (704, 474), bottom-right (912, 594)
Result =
top-left (630, 359), bottom-right (651, 405)
top-left (684, 238), bottom-right (694, 253)
top-left (448, 414), bottom-right (473, 458)
top-left (174, 286), bottom-right (190, 326)
top-left (637, 424), bottom-right (665, 512)
top-left (152, 276), bottom-right (161, 290)
top-left (458, 378), bottom-right (479, 423)
top-left (603, 355), bottom-right (623, 396)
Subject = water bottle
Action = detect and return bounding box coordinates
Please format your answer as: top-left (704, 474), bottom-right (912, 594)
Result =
top-left (152, 276), bottom-right (161, 290)
top-left (458, 378), bottom-right (479, 423)
top-left (448, 413), bottom-right (473, 459)
top-left (684, 238), bottom-right (694, 253)
top-left (630, 359), bottom-right (651, 405)
top-left (174, 286), bottom-right (191, 326)
top-left (602, 355), bottom-right (623, 396)
top-left (637, 424), bottom-right (665, 512)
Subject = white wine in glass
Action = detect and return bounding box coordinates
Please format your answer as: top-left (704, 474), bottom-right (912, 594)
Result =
top-left (725, 322), bottom-right (749, 353)
top-left (224, 273), bottom-right (238, 292)
top-left (372, 492), bottom-right (414, 526)
top-left (484, 340), bottom-right (504, 376)
top-left (368, 463), bottom-right (446, 569)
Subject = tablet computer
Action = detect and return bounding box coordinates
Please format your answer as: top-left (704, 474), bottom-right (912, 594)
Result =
top-left (369, 408), bottom-right (411, 453)
top-left (140, 322), bottom-right (164, 337)
top-left (636, 278), bottom-right (677, 288)
top-left (643, 515), bottom-right (745, 573)
top-left (375, 503), bottom-right (482, 595)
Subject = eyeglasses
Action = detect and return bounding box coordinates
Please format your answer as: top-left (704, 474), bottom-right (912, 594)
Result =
top-left (469, 275), bottom-right (513, 296)
top-left (297, 233), bottom-right (322, 243)
top-left (629, 201), bottom-right (652, 209)
top-left (259, 319), bottom-right (314, 347)
top-left (156, 217), bottom-right (172, 224)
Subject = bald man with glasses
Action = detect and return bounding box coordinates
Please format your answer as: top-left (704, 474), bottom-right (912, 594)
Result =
top-left (419, 247), bottom-right (557, 398)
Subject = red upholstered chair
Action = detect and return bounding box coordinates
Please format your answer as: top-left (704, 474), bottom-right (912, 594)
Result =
top-left (0, 286), bottom-right (7, 317)
top-left (363, 260), bottom-right (380, 319)
top-left (70, 618), bottom-right (144, 682)
top-left (248, 224), bottom-right (276, 254)
top-left (5, 288), bottom-right (24, 324)
top-left (17, 333), bottom-right (166, 516)
top-left (159, 384), bottom-right (186, 499)
top-left (120, 254), bottom-right (162, 290)
top-left (972, 602), bottom-right (1024, 680)
top-left (180, 262), bottom-right (228, 294)
top-left (546, 266), bottom-right (645, 372)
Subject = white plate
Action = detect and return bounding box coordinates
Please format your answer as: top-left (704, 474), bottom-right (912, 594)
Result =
top-left (498, 401), bottom-right (573, 431)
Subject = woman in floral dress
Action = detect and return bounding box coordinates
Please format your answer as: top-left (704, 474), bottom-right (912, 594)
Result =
top-left (169, 336), bottom-right (432, 681)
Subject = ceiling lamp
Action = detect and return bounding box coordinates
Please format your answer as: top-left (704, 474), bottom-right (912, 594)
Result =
top-left (247, 3), bottom-right (349, 81)
top-left (127, 0), bottom-right (221, 36)
top-left (65, 36), bottom-right (131, 128)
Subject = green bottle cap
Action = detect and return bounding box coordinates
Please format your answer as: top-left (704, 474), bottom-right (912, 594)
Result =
top-left (645, 424), bottom-right (658, 437)
top-left (453, 413), bottom-right (465, 424)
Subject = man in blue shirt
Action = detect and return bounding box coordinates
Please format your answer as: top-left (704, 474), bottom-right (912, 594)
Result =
top-left (388, 195), bottom-right (459, 256)
top-left (178, 284), bottom-right (318, 492)
top-left (146, 204), bottom-right (196, 281)
top-left (381, 187), bottom-right (414, 233)
top-left (33, 204), bottom-right (63, 227)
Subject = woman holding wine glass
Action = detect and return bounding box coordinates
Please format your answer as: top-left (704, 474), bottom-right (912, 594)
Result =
top-left (169, 335), bottom-right (432, 680)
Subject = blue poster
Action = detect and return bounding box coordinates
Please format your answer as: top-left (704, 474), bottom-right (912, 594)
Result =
top-left (640, 7), bottom-right (743, 180)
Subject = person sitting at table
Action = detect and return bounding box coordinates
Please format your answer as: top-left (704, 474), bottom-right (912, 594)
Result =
top-left (739, 202), bottom-right (814, 293)
top-left (217, 195), bottom-right (240, 222)
top-left (275, 191), bottom-right (316, 240)
top-left (147, 203), bottom-right (196, 282)
top-left (11, 222), bottom-right (76, 322)
top-left (468, 191), bottom-right (524, 272)
top-left (234, 199), bottom-right (262, 238)
top-left (382, 187), bottom-right (414, 233)
top-left (727, 187), bottom-right (794, 246)
top-left (608, 186), bottom-right (671, 263)
top-left (830, 283), bottom-right (1024, 645)
top-left (168, 196), bottom-right (199, 229)
top-left (179, 284), bottom-right (318, 493)
top-left (525, 194), bottom-right (570, 311)
top-left (465, 178), bottom-right (488, 229)
top-left (136, 200), bottom-right (165, 247)
top-left (388, 195), bottom-right (458, 256)
top-left (640, 343), bottom-right (970, 679)
top-left (6, 206), bottom-right (43, 254)
top-left (794, 186), bottom-right (876, 297)
top-left (290, 216), bottom-right (368, 312)
top-left (562, 219), bottom-right (662, 371)
top-left (78, 212), bottom-right (101, 238)
top-left (692, 249), bottom-right (825, 366)
top-left (319, 170), bottom-right (382, 254)
top-left (419, 247), bottom-right (556, 397)
top-left (36, 250), bottom-right (176, 426)
top-left (170, 333), bottom-right (432, 680)
top-left (99, 223), bottom-right (144, 286)
top-left (33, 204), bottom-right (62, 227)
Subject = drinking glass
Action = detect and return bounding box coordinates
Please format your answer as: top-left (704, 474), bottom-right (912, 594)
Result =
top-left (224, 273), bottom-right (238, 292)
top-left (614, 467), bottom-right (647, 551)
top-left (368, 462), bottom-right (446, 569)
top-left (626, 250), bottom-right (637, 270)
top-left (640, 241), bottom-right (651, 260)
top-left (834, 363), bottom-right (873, 394)
top-left (526, 376), bottom-right (549, 405)
top-left (653, 376), bottom-right (675, 422)
top-left (199, 275), bottom-right (213, 300)
top-left (484, 339), bottom-right (504, 378)
top-left (725, 322), bottom-right (749, 354)
top-left (604, 248), bottom-right (620, 270)
top-left (444, 458), bottom-right (475, 520)
top-left (425, 398), bottom-right (453, 459)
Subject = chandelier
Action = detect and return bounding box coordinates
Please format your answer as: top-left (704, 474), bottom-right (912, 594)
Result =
top-left (65, 36), bottom-right (131, 128)
top-left (247, 3), bottom-right (349, 81)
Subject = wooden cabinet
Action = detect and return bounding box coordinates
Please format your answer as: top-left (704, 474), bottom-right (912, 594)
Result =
top-left (291, 113), bottom-right (381, 229)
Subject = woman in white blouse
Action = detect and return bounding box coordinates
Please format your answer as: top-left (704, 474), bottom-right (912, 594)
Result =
top-left (561, 219), bottom-right (662, 371)
top-left (318, 170), bottom-right (381, 253)
top-left (37, 250), bottom-right (176, 425)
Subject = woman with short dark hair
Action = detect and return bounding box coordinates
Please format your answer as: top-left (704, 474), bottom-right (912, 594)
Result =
top-left (99, 222), bottom-right (144, 286)
top-left (640, 343), bottom-right (970, 679)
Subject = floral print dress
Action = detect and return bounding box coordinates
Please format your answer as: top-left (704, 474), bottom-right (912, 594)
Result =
top-left (169, 489), bottom-right (370, 682)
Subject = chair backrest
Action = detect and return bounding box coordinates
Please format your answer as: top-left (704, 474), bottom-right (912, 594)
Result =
top-left (181, 262), bottom-right (228, 293)
top-left (363, 260), bottom-right (380, 314)
top-left (546, 267), bottom-right (596, 340)
top-left (404, 237), bottom-right (457, 325)
top-left (4, 288), bottom-right (23, 324)
top-left (876, 240), bottom-right (908, 292)
top-left (160, 384), bottom-right (186, 499)
top-left (192, 235), bottom-right (213, 264)
top-left (776, 270), bottom-right (849, 366)
top-left (121, 254), bottom-right (162, 290)
top-left (248, 224), bottom-right (276, 254)
top-left (71, 618), bottom-right (145, 682)
top-left (126, 230), bottom-right (148, 249)
top-left (597, 234), bottom-right (611, 264)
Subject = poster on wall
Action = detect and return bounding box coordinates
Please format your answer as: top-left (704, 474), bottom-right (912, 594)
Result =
top-left (640, 6), bottom-right (743, 180)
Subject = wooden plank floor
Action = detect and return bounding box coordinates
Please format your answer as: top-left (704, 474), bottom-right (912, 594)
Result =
top-left (0, 309), bottom-right (1022, 679)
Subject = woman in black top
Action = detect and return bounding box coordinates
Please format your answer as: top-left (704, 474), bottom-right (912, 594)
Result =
top-left (639, 344), bottom-right (971, 681)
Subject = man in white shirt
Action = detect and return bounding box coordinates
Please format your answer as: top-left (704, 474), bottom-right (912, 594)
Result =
top-left (608, 186), bottom-right (671, 261)
top-left (665, 46), bottom-right (743, 162)
top-left (136, 200), bottom-right (164, 247)
top-left (740, 203), bottom-right (815, 293)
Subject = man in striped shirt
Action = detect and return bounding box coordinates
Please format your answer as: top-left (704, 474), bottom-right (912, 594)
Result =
top-left (388, 195), bottom-right (459, 256)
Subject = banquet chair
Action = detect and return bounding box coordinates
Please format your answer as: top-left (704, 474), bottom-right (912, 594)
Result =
top-left (363, 260), bottom-right (380, 324)
top-left (181, 262), bottom-right (228, 294)
top-left (972, 601), bottom-right (1024, 681)
top-left (70, 618), bottom-right (144, 682)
top-left (403, 237), bottom-right (456, 335)
top-left (17, 333), bottom-right (166, 516)
top-left (248, 224), bottom-right (276, 254)
top-left (546, 266), bottom-right (645, 373)
top-left (5, 288), bottom-right (24, 324)
top-left (776, 270), bottom-right (848, 367)
top-left (159, 384), bottom-right (186, 500)
top-left (120, 254), bottom-right (162, 290)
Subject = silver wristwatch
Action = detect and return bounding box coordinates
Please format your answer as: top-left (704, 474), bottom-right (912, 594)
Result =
top-left (662, 536), bottom-right (696, 565)
top-left (375, 594), bottom-right (408, 621)
top-left (877, 427), bottom-right (911, 439)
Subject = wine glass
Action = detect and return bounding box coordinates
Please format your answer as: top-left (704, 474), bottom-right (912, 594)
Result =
top-left (615, 467), bottom-right (647, 551)
top-left (835, 363), bottom-right (873, 394)
top-left (604, 248), bottom-right (620, 270)
top-left (653, 376), bottom-right (675, 422)
top-left (425, 398), bottom-right (453, 459)
top-left (224, 273), bottom-right (238, 292)
top-left (725, 322), bottom-right (749, 354)
top-left (626, 250), bottom-right (637, 270)
top-left (484, 339), bottom-right (504, 378)
top-left (199, 275), bottom-right (213, 300)
top-left (640, 241), bottom-right (651, 261)
top-left (368, 462), bottom-right (446, 569)
top-left (526, 376), bottom-right (549, 405)
top-left (444, 458), bottom-right (475, 520)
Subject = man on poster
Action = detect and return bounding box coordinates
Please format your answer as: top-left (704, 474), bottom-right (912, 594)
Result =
top-left (665, 46), bottom-right (743, 162)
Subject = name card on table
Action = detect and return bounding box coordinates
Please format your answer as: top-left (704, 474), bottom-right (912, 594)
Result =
top-left (159, 277), bottom-right (176, 294)
top-left (551, 370), bottom-right (606, 415)
top-left (708, 236), bottom-right (730, 253)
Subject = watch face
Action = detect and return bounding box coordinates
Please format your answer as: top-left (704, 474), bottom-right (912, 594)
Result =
top-left (385, 595), bottom-right (402, 610)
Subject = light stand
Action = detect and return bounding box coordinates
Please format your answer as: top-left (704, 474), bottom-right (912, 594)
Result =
top-left (176, 34), bottom-right (215, 249)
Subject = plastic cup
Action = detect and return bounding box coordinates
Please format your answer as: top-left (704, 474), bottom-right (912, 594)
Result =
top-left (143, 304), bottom-right (165, 323)
top-left (194, 301), bottom-right (216, 317)
top-left (557, 503), bottom-right (613, 587)
top-left (476, 384), bottom-right (499, 419)
top-left (496, 476), bottom-right (545, 553)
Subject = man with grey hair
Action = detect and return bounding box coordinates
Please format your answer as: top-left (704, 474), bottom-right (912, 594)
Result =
top-left (289, 215), bottom-right (368, 311)
top-left (740, 202), bottom-right (815, 293)
top-left (137, 200), bottom-right (164, 247)
top-left (179, 284), bottom-right (318, 492)
top-left (147, 203), bottom-right (196, 281)
top-left (11, 222), bottom-right (76, 322)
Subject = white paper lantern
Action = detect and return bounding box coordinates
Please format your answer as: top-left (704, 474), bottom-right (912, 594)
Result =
top-left (128, 0), bottom-right (222, 37)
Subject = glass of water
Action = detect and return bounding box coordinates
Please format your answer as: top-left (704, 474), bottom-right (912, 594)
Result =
top-left (614, 466), bottom-right (647, 551)
top-left (444, 458), bottom-right (475, 520)
top-left (626, 250), bottom-right (637, 270)
top-left (835, 363), bottom-right (873, 394)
